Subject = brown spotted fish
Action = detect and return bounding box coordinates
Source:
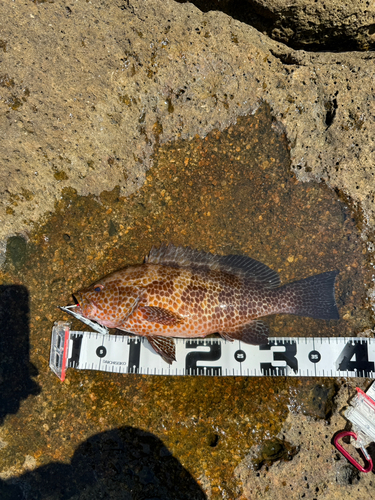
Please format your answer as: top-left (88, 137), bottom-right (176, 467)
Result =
top-left (74, 244), bottom-right (339, 364)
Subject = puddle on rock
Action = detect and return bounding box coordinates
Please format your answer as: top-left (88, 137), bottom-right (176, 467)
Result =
top-left (1, 103), bottom-right (372, 498)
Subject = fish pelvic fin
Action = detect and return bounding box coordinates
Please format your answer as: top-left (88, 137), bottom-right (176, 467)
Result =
top-left (277, 270), bottom-right (339, 320)
top-left (220, 320), bottom-right (269, 345)
top-left (147, 336), bottom-right (176, 364)
top-left (139, 306), bottom-right (184, 326)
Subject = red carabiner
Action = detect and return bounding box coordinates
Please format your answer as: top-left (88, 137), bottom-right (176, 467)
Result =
top-left (334, 431), bottom-right (373, 473)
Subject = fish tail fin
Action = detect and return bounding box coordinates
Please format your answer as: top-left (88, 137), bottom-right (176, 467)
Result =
top-left (277, 270), bottom-right (339, 320)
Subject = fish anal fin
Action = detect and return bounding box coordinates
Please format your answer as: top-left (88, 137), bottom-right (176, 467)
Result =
top-left (147, 336), bottom-right (176, 364)
top-left (220, 320), bottom-right (269, 345)
top-left (139, 306), bottom-right (184, 326)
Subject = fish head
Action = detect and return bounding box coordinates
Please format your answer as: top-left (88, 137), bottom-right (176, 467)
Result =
top-left (74, 266), bottom-right (144, 328)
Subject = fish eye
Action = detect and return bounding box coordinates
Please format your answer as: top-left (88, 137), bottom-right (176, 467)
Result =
top-left (94, 285), bottom-right (103, 292)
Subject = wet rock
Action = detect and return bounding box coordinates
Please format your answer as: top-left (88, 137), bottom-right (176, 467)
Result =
top-left (235, 382), bottom-right (375, 500)
top-left (303, 382), bottom-right (337, 419)
top-left (301, 382), bottom-right (338, 420)
top-left (335, 463), bottom-right (360, 486)
top-left (206, 432), bottom-right (220, 448)
top-left (247, 437), bottom-right (299, 471)
top-left (1, 103), bottom-right (370, 498)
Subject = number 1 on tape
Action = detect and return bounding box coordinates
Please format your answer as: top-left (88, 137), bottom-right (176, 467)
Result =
top-left (50, 321), bottom-right (375, 380)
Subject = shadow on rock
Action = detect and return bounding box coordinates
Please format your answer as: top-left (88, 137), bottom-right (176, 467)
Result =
top-left (0, 426), bottom-right (207, 500)
top-left (175, 0), bottom-right (371, 52)
top-left (175, 0), bottom-right (268, 35)
top-left (0, 285), bottom-right (40, 425)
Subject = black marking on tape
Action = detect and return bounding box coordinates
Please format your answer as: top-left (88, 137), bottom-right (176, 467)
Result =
top-left (96, 346), bottom-right (107, 358)
top-left (260, 340), bottom-right (298, 375)
top-left (308, 350), bottom-right (321, 363)
top-left (185, 340), bottom-right (222, 375)
top-left (234, 350), bottom-right (246, 363)
top-left (128, 338), bottom-right (141, 373)
top-left (336, 340), bottom-right (375, 377)
top-left (68, 333), bottom-right (83, 368)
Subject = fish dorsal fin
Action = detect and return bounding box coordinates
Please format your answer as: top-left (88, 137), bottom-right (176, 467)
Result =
top-left (146, 244), bottom-right (218, 270)
top-left (146, 244), bottom-right (280, 288)
top-left (219, 254), bottom-right (280, 288)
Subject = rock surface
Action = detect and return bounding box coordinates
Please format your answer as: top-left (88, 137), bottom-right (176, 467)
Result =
top-left (249, 0), bottom-right (375, 50)
top-left (1, 1), bottom-right (375, 499)
top-left (235, 381), bottom-right (374, 500)
top-left (190, 0), bottom-right (375, 50)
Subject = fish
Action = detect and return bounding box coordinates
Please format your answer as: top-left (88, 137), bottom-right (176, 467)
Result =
top-left (73, 244), bottom-right (339, 364)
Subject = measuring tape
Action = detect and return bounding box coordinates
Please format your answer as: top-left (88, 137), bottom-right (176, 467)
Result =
top-left (50, 320), bottom-right (375, 381)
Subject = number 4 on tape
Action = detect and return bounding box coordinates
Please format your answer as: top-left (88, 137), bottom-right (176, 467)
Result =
top-left (49, 321), bottom-right (375, 380)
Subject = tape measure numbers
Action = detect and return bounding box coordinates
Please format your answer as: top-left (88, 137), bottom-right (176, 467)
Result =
top-left (50, 321), bottom-right (375, 381)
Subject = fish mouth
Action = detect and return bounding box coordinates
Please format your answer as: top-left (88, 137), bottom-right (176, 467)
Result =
top-left (72, 294), bottom-right (84, 315)
top-left (72, 293), bottom-right (98, 318)
top-left (72, 293), bottom-right (91, 318)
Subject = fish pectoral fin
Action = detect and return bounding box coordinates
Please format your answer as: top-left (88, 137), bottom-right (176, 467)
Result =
top-left (220, 320), bottom-right (269, 345)
top-left (139, 306), bottom-right (184, 326)
top-left (147, 336), bottom-right (176, 364)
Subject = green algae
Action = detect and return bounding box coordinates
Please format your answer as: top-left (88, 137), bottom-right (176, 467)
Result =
top-left (250, 437), bottom-right (299, 470)
top-left (5, 236), bottom-right (28, 270)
